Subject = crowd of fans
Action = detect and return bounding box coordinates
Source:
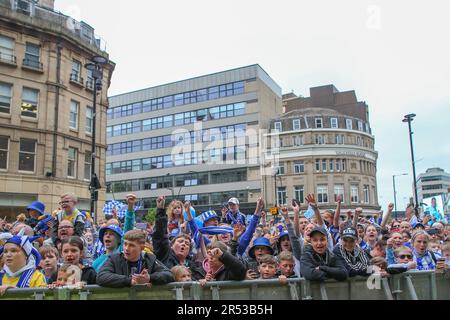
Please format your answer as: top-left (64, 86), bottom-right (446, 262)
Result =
top-left (0, 192), bottom-right (449, 296)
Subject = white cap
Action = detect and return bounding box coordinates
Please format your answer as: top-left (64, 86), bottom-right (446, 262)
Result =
top-left (228, 197), bottom-right (239, 205)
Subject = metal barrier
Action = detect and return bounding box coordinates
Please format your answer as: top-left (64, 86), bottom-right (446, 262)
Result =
top-left (0, 271), bottom-right (448, 300)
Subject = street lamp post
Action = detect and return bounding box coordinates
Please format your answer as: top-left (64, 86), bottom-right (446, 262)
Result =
top-left (85, 55), bottom-right (108, 224)
top-left (402, 113), bottom-right (419, 218)
top-left (392, 173), bottom-right (408, 216)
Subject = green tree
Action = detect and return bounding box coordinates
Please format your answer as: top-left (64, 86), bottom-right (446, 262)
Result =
top-left (144, 207), bottom-right (156, 225)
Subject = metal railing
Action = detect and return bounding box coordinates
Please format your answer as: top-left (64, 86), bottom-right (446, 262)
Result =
top-left (22, 58), bottom-right (43, 70)
top-left (0, 271), bottom-right (448, 300)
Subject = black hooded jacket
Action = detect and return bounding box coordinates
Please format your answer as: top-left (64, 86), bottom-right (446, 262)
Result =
top-left (97, 252), bottom-right (174, 288)
top-left (300, 245), bottom-right (348, 281)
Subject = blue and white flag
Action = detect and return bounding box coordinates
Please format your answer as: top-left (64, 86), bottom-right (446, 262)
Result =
top-left (193, 226), bottom-right (234, 249)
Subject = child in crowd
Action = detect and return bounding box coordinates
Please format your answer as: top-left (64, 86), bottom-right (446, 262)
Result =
top-left (258, 254), bottom-right (278, 280)
top-left (428, 240), bottom-right (442, 259)
top-left (167, 200), bottom-right (186, 234)
top-left (38, 245), bottom-right (59, 283)
top-left (48, 236), bottom-right (96, 285)
top-left (171, 265), bottom-right (192, 282)
top-left (277, 251), bottom-right (296, 282)
top-left (0, 233), bottom-right (46, 295)
top-left (370, 257), bottom-right (388, 276)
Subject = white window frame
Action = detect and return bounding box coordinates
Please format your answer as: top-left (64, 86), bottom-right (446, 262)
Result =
top-left (86, 106), bottom-right (93, 134)
top-left (274, 121), bottom-right (282, 132)
top-left (0, 82), bottom-right (12, 114)
top-left (0, 35), bottom-right (15, 63)
top-left (84, 151), bottom-right (91, 181)
top-left (18, 138), bottom-right (36, 173)
top-left (315, 118), bottom-right (323, 128)
top-left (317, 185), bottom-right (328, 203)
top-left (67, 147), bottom-right (77, 178)
top-left (294, 160), bottom-right (304, 173)
top-left (331, 117), bottom-right (338, 128)
top-left (363, 185), bottom-right (370, 203)
top-left (346, 118), bottom-right (353, 130)
top-left (70, 100), bottom-right (79, 130)
top-left (351, 185), bottom-right (359, 203)
top-left (0, 135), bottom-right (9, 171)
top-left (329, 159), bottom-right (334, 172)
top-left (277, 187), bottom-right (287, 206)
top-left (21, 87), bottom-right (39, 118)
top-left (322, 159), bottom-right (327, 172)
top-left (292, 119), bottom-right (300, 130)
top-left (315, 159), bottom-right (320, 172)
top-left (24, 42), bottom-right (40, 67)
top-left (358, 121), bottom-right (363, 131)
top-left (334, 184), bottom-right (344, 203)
top-left (294, 185), bottom-right (304, 204)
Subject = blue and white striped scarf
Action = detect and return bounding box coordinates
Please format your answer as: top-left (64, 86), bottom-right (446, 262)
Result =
top-left (193, 226), bottom-right (234, 249)
top-left (413, 249), bottom-right (436, 270)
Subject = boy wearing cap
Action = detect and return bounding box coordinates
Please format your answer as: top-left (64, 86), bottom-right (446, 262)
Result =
top-left (333, 227), bottom-right (372, 277)
top-left (225, 197), bottom-right (247, 226)
top-left (25, 201), bottom-right (46, 228)
top-left (92, 194), bottom-right (137, 272)
top-left (300, 226), bottom-right (348, 281)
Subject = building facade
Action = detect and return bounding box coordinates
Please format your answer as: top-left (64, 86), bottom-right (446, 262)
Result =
top-left (0, 0), bottom-right (115, 218)
top-left (106, 65), bottom-right (282, 214)
top-left (417, 167), bottom-right (450, 213)
top-left (264, 85), bottom-right (380, 214)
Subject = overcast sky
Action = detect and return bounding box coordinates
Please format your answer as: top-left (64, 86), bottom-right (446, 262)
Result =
top-left (55, 0), bottom-right (450, 210)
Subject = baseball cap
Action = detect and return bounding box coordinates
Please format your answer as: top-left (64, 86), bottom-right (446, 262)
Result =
top-left (228, 197), bottom-right (239, 205)
top-left (341, 227), bottom-right (358, 240)
top-left (309, 226), bottom-right (328, 237)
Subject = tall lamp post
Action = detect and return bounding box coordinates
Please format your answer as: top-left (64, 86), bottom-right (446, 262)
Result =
top-left (392, 173), bottom-right (408, 217)
top-left (85, 55), bottom-right (108, 224)
top-left (402, 113), bottom-right (419, 218)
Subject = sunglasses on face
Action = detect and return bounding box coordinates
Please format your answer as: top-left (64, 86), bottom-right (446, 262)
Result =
top-left (398, 254), bottom-right (413, 259)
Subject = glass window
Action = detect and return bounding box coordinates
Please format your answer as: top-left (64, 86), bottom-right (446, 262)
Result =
top-left (293, 119), bottom-right (300, 130)
top-left (21, 87), bottom-right (38, 118)
top-left (277, 187), bottom-right (287, 206)
top-left (363, 185), bottom-right (370, 203)
top-left (233, 81), bottom-right (245, 95)
top-left (163, 96), bottom-right (173, 108)
top-left (334, 184), bottom-right (344, 203)
top-left (346, 119), bottom-right (353, 130)
top-left (24, 43), bottom-right (40, 68)
top-left (19, 139), bottom-right (36, 172)
top-left (0, 35), bottom-right (15, 63)
top-left (315, 118), bottom-right (323, 128)
top-left (317, 185), bottom-right (328, 203)
top-left (322, 159), bottom-right (327, 172)
top-left (0, 82), bottom-right (12, 114)
top-left (294, 186), bottom-right (304, 204)
top-left (197, 88), bottom-right (208, 102)
top-left (105, 163), bottom-right (111, 175)
top-left (329, 159), bottom-right (334, 172)
top-left (86, 106), bottom-right (93, 134)
top-left (336, 159), bottom-right (341, 171)
top-left (163, 115), bottom-right (173, 128)
top-left (208, 86), bottom-right (219, 100)
top-left (69, 101), bottom-right (79, 129)
top-left (71, 60), bottom-right (81, 81)
top-left (351, 185), bottom-right (359, 203)
top-left (67, 147), bottom-right (76, 177)
top-left (358, 121), bottom-right (363, 131)
top-left (132, 159), bottom-right (141, 172)
top-left (84, 151), bottom-right (91, 180)
top-left (274, 121), bottom-right (282, 131)
top-left (315, 159), bottom-right (320, 172)
top-left (276, 162), bottom-right (285, 175)
top-left (132, 102), bottom-right (142, 115)
top-left (234, 102), bottom-right (245, 116)
top-left (315, 135), bottom-right (323, 144)
top-left (174, 94), bottom-right (184, 106)
top-left (294, 160), bottom-right (304, 173)
top-left (142, 100), bottom-right (151, 112)
top-left (0, 136), bottom-right (8, 170)
top-left (331, 117), bottom-right (338, 128)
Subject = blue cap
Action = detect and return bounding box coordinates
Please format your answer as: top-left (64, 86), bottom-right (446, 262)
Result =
top-left (202, 210), bottom-right (218, 224)
top-left (99, 225), bottom-right (123, 244)
top-left (249, 237), bottom-right (274, 259)
top-left (278, 230), bottom-right (289, 241)
top-left (26, 201), bottom-right (45, 216)
top-left (170, 228), bottom-right (180, 238)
